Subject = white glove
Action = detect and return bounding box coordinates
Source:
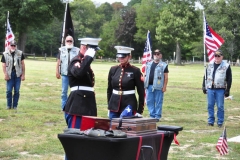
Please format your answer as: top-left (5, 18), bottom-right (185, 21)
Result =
top-left (134, 113), bottom-right (143, 118)
top-left (85, 48), bottom-right (96, 58)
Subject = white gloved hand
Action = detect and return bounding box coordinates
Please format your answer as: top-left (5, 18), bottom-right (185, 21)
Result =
top-left (85, 48), bottom-right (96, 58)
top-left (134, 113), bottom-right (143, 118)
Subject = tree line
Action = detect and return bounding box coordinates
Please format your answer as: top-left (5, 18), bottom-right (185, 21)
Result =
top-left (0, 0), bottom-right (239, 64)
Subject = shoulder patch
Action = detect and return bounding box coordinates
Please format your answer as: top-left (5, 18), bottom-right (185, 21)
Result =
top-left (74, 62), bottom-right (81, 68)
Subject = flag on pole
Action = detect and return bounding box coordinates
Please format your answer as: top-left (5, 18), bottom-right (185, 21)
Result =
top-left (216, 127), bottom-right (228, 156)
top-left (60, 3), bottom-right (74, 46)
top-left (204, 16), bottom-right (224, 63)
top-left (141, 30), bottom-right (152, 73)
top-left (5, 15), bottom-right (15, 51)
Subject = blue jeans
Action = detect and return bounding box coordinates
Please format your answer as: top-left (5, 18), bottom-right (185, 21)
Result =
top-left (207, 89), bottom-right (225, 125)
top-left (61, 75), bottom-right (69, 109)
top-left (146, 85), bottom-right (164, 120)
top-left (6, 71), bottom-right (21, 108)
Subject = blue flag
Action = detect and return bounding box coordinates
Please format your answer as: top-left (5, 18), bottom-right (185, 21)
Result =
top-left (120, 105), bottom-right (133, 118)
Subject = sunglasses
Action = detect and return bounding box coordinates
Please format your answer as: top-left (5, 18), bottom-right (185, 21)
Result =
top-left (11, 45), bottom-right (16, 47)
top-left (153, 52), bottom-right (160, 55)
top-left (66, 40), bottom-right (73, 43)
top-left (214, 55), bottom-right (221, 57)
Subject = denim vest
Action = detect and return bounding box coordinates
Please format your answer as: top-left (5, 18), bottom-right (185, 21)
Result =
top-left (206, 61), bottom-right (229, 89)
top-left (59, 46), bottom-right (79, 75)
top-left (144, 60), bottom-right (167, 90)
top-left (3, 50), bottom-right (23, 79)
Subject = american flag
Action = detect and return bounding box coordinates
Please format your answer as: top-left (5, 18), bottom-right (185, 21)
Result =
top-left (216, 127), bottom-right (228, 156)
top-left (141, 30), bottom-right (152, 73)
top-left (204, 16), bottom-right (224, 63)
top-left (5, 17), bottom-right (15, 51)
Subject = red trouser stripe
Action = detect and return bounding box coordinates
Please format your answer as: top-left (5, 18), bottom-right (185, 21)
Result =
top-left (136, 136), bottom-right (143, 160)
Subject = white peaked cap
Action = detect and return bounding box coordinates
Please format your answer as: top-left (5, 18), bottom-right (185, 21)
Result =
top-left (114, 46), bottom-right (134, 54)
top-left (78, 38), bottom-right (102, 46)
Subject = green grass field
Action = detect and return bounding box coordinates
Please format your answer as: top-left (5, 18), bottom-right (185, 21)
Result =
top-left (0, 58), bottom-right (240, 160)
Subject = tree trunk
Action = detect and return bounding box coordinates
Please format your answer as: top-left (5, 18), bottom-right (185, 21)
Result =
top-left (175, 41), bottom-right (181, 65)
top-left (18, 32), bottom-right (27, 53)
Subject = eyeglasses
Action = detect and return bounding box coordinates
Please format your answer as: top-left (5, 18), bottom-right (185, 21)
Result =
top-left (11, 45), bottom-right (16, 47)
top-left (154, 52), bottom-right (160, 56)
top-left (66, 40), bottom-right (73, 43)
top-left (214, 55), bottom-right (221, 57)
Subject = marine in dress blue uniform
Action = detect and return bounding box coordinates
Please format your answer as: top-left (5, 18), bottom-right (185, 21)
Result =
top-left (63, 38), bottom-right (101, 129)
top-left (107, 46), bottom-right (144, 119)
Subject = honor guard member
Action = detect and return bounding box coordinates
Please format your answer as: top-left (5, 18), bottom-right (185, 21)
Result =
top-left (202, 50), bottom-right (232, 128)
top-left (56, 36), bottom-right (80, 110)
top-left (1, 40), bottom-right (25, 110)
top-left (63, 38), bottom-right (101, 129)
top-left (144, 49), bottom-right (169, 122)
top-left (107, 46), bottom-right (144, 120)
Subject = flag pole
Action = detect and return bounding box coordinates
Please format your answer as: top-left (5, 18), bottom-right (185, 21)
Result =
top-left (203, 11), bottom-right (206, 69)
top-left (4, 11), bottom-right (9, 51)
top-left (5, 11), bottom-right (10, 51)
top-left (61, 2), bottom-right (68, 47)
top-left (6, 11), bottom-right (9, 34)
top-left (203, 11), bottom-right (207, 91)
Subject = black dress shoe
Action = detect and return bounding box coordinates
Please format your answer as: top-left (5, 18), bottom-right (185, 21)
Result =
top-left (207, 123), bottom-right (214, 126)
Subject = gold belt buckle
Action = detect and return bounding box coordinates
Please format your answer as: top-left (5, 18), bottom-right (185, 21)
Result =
top-left (118, 91), bottom-right (122, 95)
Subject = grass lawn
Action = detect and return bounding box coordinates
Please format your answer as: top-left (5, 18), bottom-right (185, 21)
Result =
top-left (0, 58), bottom-right (240, 160)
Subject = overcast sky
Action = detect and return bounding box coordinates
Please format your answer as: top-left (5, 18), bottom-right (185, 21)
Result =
top-left (91, 0), bottom-right (130, 5)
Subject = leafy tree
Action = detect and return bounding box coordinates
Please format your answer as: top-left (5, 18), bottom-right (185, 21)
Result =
top-left (26, 18), bottom-right (62, 56)
top-left (111, 2), bottom-right (124, 11)
top-left (156, 0), bottom-right (201, 65)
top-left (96, 2), bottom-right (114, 22)
top-left (135, 0), bottom-right (161, 46)
top-left (100, 12), bottom-right (122, 58)
top-left (0, 0), bottom-right (64, 52)
top-left (71, 0), bottom-right (99, 39)
top-left (203, 0), bottom-right (240, 62)
top-left (127, 0), bottom-right (142, 7)
top-left (115, 8), bottom-right (144, 58)
top-left (115, 8), bottom-right (136, 47)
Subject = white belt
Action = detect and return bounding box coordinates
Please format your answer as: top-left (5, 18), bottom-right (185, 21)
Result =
top-left (71, 86), bottom-right (94, 92)
top-left (112, 89), bottom-right (135, 95)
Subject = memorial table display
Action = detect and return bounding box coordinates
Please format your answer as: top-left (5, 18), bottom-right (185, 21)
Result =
top-left (58, 124), bottom-right (183, 160)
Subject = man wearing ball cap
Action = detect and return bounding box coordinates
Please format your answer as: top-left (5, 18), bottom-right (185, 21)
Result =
top-left (202, 49), bottom-right (232, 128)
top-left (107, 46), bottom-right (145, 120)
top-left (63, 37), bottom-right (101, 129)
